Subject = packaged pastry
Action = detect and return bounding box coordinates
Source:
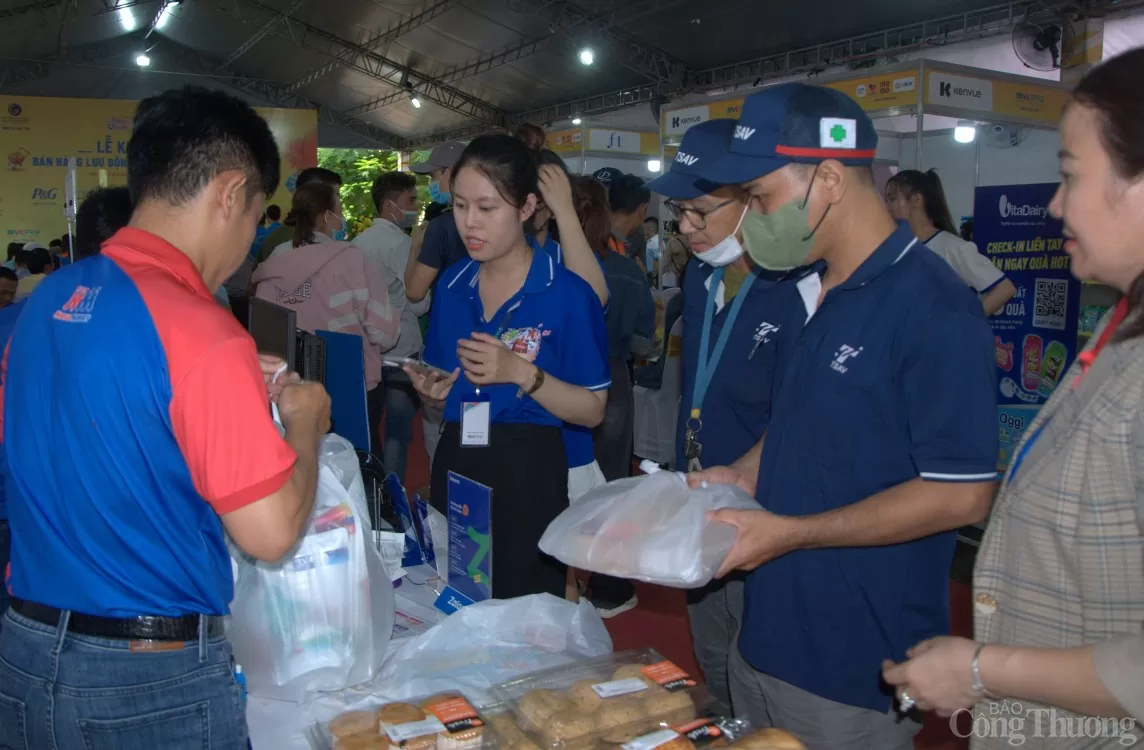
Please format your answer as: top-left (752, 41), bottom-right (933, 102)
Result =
top-left (493, 649), bottom-right (722, 750)
top-left (318, 693), bottom-right (490, 750)
top-left (623, 718), bottom-right (753, 750)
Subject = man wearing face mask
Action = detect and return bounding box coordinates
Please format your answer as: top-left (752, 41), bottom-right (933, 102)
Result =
top-left (406, 141), bottom-right (467, 304)
top-left (688, 84), bottom-right (998, 748)
top-left (352, 171), bottom-right (430, 481)
top-left (647, 118), bottom-right (805, 710)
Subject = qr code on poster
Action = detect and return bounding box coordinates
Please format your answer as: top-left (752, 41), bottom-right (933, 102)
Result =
top-left (1033, 278), bottom-right (1068, 330)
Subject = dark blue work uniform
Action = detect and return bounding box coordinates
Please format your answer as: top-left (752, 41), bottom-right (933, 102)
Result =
top-left (740, 226), bottom-right (998, 712)
top-left (677, 258), bottom-right (804, 470)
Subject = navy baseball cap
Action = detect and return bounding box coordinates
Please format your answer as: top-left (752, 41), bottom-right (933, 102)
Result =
top-left (647, 119), bottom-right (736, 200)
top-left (699, 83), bottom-right (879, 185)
top-left (592, 166), bottom-right (625, 186)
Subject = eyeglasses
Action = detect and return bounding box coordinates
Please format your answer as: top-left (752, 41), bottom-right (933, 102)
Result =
top-left (663, 197), bottom-right (737, 231)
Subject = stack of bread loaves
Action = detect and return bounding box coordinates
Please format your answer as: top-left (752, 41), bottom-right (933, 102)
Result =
top-left (325, 693), bottom-right (487, 750)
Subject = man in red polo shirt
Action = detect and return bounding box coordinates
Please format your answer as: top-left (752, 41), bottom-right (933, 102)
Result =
top-left (0, 86), bottom-right (329, 749)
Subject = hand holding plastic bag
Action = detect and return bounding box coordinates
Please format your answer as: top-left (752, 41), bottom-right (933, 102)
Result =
top-left (228, 434), bottom-right (396, 702)
top-left (538, 470), bottom-right (758, 588)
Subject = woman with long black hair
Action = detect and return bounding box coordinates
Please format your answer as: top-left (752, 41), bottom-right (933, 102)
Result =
top-left (886, 168), bottom-right (1016, 315)
top-left (407, 135), bottom-right (610, 599)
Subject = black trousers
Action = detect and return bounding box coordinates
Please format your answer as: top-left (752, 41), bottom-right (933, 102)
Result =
top-left (430, 422), bottom-right (569, 600)
top-left (593, 358), bottom-right (634, 482)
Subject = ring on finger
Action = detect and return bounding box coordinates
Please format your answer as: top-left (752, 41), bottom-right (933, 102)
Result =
top-left (898, 690), bottom-right (916, 713)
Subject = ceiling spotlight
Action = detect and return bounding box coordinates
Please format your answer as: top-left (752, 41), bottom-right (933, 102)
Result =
top-left (954, 120), bottom-right (976, 144)
top-left (647, 159), bottom-right (662, 173)
top-left (578, 48), bottom-right (595, 66)
top-left (410, 93), bottom-right (422, 109)
top-left (135, 53), bottom-right (151, 67)
top-left (118, 7), bottom-right (136, 30)
top-left (572, 116), bottom-right (582, 125)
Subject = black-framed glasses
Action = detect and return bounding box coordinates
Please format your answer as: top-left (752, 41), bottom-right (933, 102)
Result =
top-left (663, 197), bottom-right (737, 230)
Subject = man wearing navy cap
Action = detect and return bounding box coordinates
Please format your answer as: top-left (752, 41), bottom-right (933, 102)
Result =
top-left (647, 119), bottom-right (805, 709)
top-left (690, 83), bottom-right (998, 747)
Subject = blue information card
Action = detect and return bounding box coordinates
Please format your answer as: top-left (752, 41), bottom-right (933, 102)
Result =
top-left (446, 471), bottom-right (492, 603)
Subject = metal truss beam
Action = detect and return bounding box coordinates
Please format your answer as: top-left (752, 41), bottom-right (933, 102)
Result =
top-left (285, 0), bottom-right (462, 93)
top-left (151, 37), bottom-right (409, 149)
top-left (0, 36), bottom-right (128, 88)
top-left (224, 0), bottom-right (308, 66)
top-left (235, 0), bottom-right (504, 125)
top-left (687, 0), bottom-right (1136, 91)
top-left (344, 0), bottom-right (684, 119)
top-left (0, 1), bottom-right (62, 21)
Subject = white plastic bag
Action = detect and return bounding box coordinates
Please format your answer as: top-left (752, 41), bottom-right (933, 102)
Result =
top-left (228, 434), bottom-right (396, 702)
top-left (539, 471), bottom-right (758, 588)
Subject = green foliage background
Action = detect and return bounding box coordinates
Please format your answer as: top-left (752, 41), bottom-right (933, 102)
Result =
top-left (316, 148), bottom-right (432, 239)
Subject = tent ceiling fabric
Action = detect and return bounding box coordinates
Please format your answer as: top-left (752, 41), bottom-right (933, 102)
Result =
top-left (0, 0), bottom-right (1110, 148)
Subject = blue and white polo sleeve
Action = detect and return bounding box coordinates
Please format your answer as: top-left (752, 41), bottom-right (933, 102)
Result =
top-left (558, 278), bottom-right (611, 392)
top-left (902, 304), bottom-right (999, 482)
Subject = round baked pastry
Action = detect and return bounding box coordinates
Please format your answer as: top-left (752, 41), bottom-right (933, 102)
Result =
top-left (336, 734), bottom-right (389, 750)
top-left (517, 689), bottom-right (574, 732)
top-left (641, 691), bottom-right (696, 726)
top-left (611, 665), bottom-right (663, 694)
top-left (567, 678), bottom-right (606, 713)
top-left (378, 703), bottom-right (437, 750)
top-left (539, 709), bottom-right (597, 750)
top-left (730, 728), bottom-right (805, 750)
top-left (594, 697), bottom-right (651, 743)
top-left (331, 710), bottom-right (381, 739)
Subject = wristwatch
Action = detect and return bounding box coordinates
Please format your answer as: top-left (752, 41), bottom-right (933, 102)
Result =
top-left (525, 367), bottom-right (546, 396)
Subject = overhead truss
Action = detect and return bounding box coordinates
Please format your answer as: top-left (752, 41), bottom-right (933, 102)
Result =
top-left (233, 0), bottom-right (504, 125)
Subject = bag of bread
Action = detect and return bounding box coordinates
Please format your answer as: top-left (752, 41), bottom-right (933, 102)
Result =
top-left (320, 693), bottom-right (489, 750)
top-left (538, 471), bottom-right (757, 588)
top-left (492, 649), bottom-right (729, 750)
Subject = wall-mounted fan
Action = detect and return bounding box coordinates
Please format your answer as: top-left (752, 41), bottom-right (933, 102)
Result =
top-left (1012, 12), bottom-right (1075, 71)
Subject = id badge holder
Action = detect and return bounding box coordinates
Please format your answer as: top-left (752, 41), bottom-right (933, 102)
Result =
top-left (461, 390), bottom-right (491, 448)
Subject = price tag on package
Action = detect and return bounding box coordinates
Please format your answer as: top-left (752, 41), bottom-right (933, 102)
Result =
top-left (382, 717), bottom-right (447, 743)
top-left (591, 677), bottom-right (649, 699)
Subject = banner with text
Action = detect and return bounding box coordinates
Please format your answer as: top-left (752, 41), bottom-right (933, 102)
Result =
top-left (975, 183), bottom-right (1079, 470)
top-left (1, 95), bottom-right (318, 244)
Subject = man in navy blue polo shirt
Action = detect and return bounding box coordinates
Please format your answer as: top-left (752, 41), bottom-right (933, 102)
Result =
top-left (690, 84), bottom-right (997, 748)
top-left (646, 118), bottom-right (804, 709)
top-left (0, 86), bottom-right (331, 750)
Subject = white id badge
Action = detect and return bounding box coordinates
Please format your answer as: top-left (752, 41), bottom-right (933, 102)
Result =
top-left (461, 397), bottom-right (491, 447)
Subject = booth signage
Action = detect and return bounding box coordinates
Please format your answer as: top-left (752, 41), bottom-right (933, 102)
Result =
top-left (825, 72), bottom-right (918, 111)
top-left (926, 71), bottom-right (994, 112)
top-left (545, 127), bottom-right (582, 154)
top-left (974, 183), bottom-right (1080, 471)
top-left (588, 128), bottom-right (644, 154)
top-left (991, 80), bottom-right (1070, 126)
top-left (663, 105), bottom-right (709, 136)
top-left (0, 94), bottom-right (316, 243)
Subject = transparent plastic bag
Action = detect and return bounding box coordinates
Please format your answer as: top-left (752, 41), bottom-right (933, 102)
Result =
top-left (228, 434), bottom-right (396, 702)
top-left (538, 471), bottom-right (757, 588)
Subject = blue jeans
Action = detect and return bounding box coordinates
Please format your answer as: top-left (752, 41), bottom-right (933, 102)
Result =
top-left (0, 520), bottom-right (9, 624)
top-left (0, 609), bottom-right (248, 750)
top-left (381, 368), bottom-right (419, 483)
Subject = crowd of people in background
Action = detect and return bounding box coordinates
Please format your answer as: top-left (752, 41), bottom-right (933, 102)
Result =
top-left (2, 45), bottom-right (1144, 750)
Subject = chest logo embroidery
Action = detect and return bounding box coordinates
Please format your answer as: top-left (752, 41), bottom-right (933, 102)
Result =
top-left (500, 326), bottom-right (548, 363)
top-left (753, 322), bottom-right (780, 345)
top-left (830, 344), bottom-right (863, 374)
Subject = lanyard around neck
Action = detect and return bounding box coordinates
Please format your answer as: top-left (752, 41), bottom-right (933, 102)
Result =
top-left (691, 267), bottom-right (757, 420)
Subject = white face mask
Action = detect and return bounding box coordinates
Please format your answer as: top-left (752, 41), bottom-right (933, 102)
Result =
top-left (693, 203), bottom-right (749, 267)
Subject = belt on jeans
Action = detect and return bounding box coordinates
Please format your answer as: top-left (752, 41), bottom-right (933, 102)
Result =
top-left (10, 599), bottom-right (225, 642)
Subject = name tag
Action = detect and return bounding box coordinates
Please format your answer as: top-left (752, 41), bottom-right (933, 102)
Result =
top-left (461, 393), bottom-right (490, 447)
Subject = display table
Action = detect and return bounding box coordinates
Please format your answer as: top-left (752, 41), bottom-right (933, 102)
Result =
top-left (245, 588), bottom-right (612, 749)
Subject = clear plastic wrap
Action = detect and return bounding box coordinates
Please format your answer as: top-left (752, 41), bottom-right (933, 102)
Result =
top-left (538, 472), bottom-right (758, 588)
top-left (315, 692), bottom-right (491, 750)
top-left (491, 649), bottom-right (735, 750)
top-left (228, 434), bottom-right (396, 702)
